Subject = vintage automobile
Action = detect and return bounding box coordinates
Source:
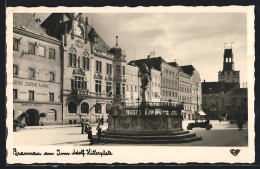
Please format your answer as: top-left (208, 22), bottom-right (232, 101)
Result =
top-left (13, 120), bottom-right (23, 131)
top-left (187, 120), bottom-right (212, 130)
top-left (187, 111), bottom-right (212, 130)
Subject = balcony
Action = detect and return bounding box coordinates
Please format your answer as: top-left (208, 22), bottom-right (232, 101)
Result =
top-left (105, 75), bottom-right (113, 81)
top-left (71, 89), bottom-right (89, 95)
top-left (94, 72), bottom-right (103, 79)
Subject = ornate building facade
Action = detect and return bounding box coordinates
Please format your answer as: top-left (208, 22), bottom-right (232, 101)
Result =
top-left (41, 13), bottom-right (127, 124)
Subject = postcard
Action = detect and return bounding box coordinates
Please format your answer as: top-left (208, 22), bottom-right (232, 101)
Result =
top-left (6, 6), bottom-right (255, 164)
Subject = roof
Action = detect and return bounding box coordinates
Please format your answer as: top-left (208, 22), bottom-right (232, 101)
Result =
top-left (13, 13), bottom-right (53, 38)
top-left (232, 88), bottom-right (248, 95)
top-left (180, 65), bottom-right (196, 76)
top-left (41, 13), bottom-right (110, 53)
top-left (168, 62), bottom-right (184, 72)
top-left (202, 82), bottom-right (239, 94)
top-left (128, 57), bottom-right (167, 71)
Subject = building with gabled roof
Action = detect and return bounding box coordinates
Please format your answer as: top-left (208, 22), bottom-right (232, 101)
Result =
top-left (202, 47), bottom-right (247, 120)
top-left (13, 13), bottom-right (63, 126)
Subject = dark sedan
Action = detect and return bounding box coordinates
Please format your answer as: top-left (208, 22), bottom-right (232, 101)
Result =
top-left (13, 120), bottom-right (23, 131)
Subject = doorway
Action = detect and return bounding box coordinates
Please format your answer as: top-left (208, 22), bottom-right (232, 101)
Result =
top-left (26, 109), bottom-right (40, 126)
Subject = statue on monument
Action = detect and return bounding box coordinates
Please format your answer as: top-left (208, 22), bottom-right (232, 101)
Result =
top-left (139, 63), bottom-right (150, 115)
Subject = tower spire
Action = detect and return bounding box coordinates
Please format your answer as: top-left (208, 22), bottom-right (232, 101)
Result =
top-left (116, 36), bottom-right (118, 46)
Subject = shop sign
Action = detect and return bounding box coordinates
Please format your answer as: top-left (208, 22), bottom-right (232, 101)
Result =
top-left (21, 103), bottom-right (42, 107)
top-left (14, 80), bottom-right (49, 88)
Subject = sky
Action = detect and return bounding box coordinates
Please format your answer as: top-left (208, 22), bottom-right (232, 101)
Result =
top-left (36, 12), bottom-right (247, 84)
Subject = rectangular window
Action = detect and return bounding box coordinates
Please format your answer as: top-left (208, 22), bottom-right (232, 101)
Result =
top-left (39, 46), bottom-right (46, 56)
top-left (96, 61), bottom-right (102, 73)
top-left (95, 80), bottom-right (102, 93)
top-left (29, 90), bottom-right (34, 101)
top-left (72, 76), bottom-right (86, 90)
top-left (116, 65), bottom-right (121, 75)
top-left (29, 68), bottom-right (35, 79)
top-left (73, 54), bottom-right (77, 67)
top-left (166, 91), bottom-right (168, 96)
top-left (13, 38), bottom-right (19, 51)
top-left (116, 83), bottom-right (120, 95)
top-left (169, 91), bottom-right (171, 97)
top-left (122, 84), bottom-right (125, 95)
top-left (106, 63), bottom-right (112, 75)
top-left (69, 53), bottom-right (73, 66)
top-left (135, 86), bottom-right (137, 92)
top-left (49, 72), bottom-right (55, 82)
top-left (28, 43), bottom-right (35, 54)
top-left (122, 66), bottom-right (125, 76)
top-left (49, 93), bottom-right (54, 102)
top-left (13, 89), bottom-right (18, 100)
top-left (106, 82), bottom-right (112, 94)
top-left (13, 65), bottom-right (18, 76)
top-left (49, 48), bottom-right (55, 59)
top-left (82, 57), bottom-right (89, 70)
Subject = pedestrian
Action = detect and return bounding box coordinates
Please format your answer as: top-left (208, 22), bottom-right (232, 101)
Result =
top-left (86, 121), bottom-right (93, 145)
top-left (81, 119), bottom-right (85, 134)
top-left (237, 119), bottom-right (243, 131)
top-left (88, 126), bottom-right (93, 145)
top-left (84, 120), bottom-right (89, 134)
top-left (96, 123), bottom-right (102, 143)
top-left (101, 116), bottom-right (104, 125)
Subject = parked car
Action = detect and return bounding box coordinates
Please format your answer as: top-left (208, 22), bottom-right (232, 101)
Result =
top-left (187, 119), bottom-right (212, 130)
top-left (13, 120), bottom-right (23, 131)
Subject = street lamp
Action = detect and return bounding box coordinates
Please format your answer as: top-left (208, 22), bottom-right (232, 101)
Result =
top-left (168, 99), bottom-right (172, 115)
top-left (137, 97), bottom-right (140, 115)
top-left (196, 83), bottom-right (199, 123)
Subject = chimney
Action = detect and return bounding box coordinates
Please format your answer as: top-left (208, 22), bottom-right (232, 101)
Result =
top-left (174, 59), bottom-right (176, 62)
top-left (147, 55), bottom-right (150, 59)
top-left (35, 18), bottom-right (41, 24)
top-left (204, 79), bottom-right (205, 82)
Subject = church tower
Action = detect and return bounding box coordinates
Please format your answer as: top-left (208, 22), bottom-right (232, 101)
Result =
top-left (218, 45), bottom-right (240, 83)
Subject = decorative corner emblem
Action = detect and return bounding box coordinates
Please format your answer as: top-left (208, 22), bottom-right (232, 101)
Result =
top-left (75, 39), bottom-right (84, 48)
top-left (230, 149), bottom-right (240, 156)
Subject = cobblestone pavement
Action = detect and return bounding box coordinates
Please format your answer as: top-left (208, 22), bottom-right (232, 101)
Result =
top-left (13, 121), bottom-right (248, 146)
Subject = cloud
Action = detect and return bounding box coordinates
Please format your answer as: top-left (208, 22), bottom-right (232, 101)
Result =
top-left (38, 12), bottom-right (248, 83)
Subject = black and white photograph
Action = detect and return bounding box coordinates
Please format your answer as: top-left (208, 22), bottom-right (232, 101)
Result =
top-left (6, 6), bottom-right (254, 164)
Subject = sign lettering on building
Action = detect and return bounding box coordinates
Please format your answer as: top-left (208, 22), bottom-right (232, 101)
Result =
top-left (13, 80), bottom-right (49, 88)
top-left (21, 103), bottom-right (42, 107)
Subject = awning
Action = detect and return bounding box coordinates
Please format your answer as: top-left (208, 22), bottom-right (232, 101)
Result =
top-left (198, 111), bottom-right (206, 116)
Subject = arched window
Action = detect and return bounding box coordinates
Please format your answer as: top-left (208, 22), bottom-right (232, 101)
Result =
top-left (69, 47), bottom-right (77, 67)
top-left (68, 102), bottom-right (77, 113)
top-left (47, 109), bottom-right (57, 121)
top-left (95, 103), bottom-right (102, 114)
top-left (81, 102), bottom-right (89, 114)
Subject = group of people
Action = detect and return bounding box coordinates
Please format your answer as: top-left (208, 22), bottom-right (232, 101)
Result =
top-left (81, 119), bottom-right (102, 145)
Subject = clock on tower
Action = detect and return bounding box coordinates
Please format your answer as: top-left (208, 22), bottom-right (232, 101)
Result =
top-left (74, 25), bottom-right (83, 37)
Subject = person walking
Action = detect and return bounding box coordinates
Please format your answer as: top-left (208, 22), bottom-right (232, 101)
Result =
top-left (100, 116), bottom-right (104, 125)
top-left (96, 123), bottom-right (102, 143)
top-left (81, 119), bottom-right (85, 134)
top-left (86, 121), bottom-right (93, 145)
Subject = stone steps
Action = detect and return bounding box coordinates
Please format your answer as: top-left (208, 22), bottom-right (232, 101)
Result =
top-left (102, 130), bottom-right (189, 136)
top-left (94, 130), bottom-right (202, 144)
top-left (102, 133), bottom-right (197, 140)
top-left (99, 136), bottom-right (202, 144)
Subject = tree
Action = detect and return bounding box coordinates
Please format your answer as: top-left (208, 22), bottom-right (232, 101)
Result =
top-left (40, 113), bottom-right (46, 126)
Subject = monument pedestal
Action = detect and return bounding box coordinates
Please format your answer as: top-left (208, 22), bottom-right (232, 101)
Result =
top-left (96, 115), bottom-right (202, 144)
